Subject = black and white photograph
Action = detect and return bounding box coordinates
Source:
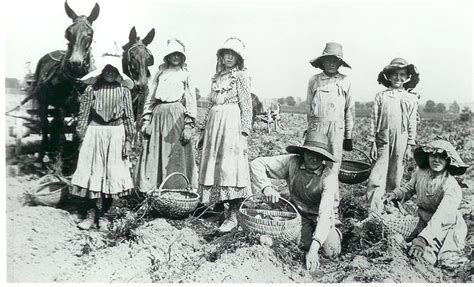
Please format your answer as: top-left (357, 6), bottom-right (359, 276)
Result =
top-left (2, 0), bottom-right (473, 283)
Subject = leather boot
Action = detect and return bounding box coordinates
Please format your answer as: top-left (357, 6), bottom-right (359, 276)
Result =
top-left (77, 208), bottom-right (97, 230)
top-left (218, 200), bottom-right (240, 233)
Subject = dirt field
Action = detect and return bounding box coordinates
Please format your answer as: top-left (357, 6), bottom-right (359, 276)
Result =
top-left (5, 93), bottom-right (474, 283)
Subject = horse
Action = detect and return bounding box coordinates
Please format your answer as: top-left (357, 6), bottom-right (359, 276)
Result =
top-left (251, 93), bottom-right (281, 133)
top-left (121, 26), bottom-right (155, 121)
top-left (30, 2), bottom-right (100, 160)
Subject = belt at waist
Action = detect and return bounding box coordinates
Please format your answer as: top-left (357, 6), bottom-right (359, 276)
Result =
top-left (89, 113), bottom-right (124, 126)
top-left (155, 99), bottom-right (181, 104)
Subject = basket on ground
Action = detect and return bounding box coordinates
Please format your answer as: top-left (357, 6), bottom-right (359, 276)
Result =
top-left (238, 195), bottom-right (301, 244)
top-left (149, 172), bottom-right (200, 219)
top-left (28, 174), bottom-right (70, 207)
top-left (339, 148), bottom-right (372, 184)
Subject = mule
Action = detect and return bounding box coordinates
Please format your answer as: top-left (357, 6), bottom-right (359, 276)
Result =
top-left (122, 26), bottom-right (155, 120)
top-left (30, 2), bottom-right (100, 160)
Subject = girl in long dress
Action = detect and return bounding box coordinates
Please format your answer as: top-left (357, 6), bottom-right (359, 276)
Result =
top-left (135, 39), bottom-right (198, 192)
top-left (197, 37), bottom-right (253, 232)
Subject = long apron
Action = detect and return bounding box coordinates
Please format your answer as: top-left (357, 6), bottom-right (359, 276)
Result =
top-left (198, 103), bottom-right (252, 205)
top-left (71, 125), bottom-right (133, 199)
top-left (135, 102), bottom-right (198, 193)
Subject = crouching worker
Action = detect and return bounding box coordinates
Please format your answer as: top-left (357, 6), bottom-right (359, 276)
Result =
top-left (383, 139), bottom-right (469, 268)
top-left (250, 131), bottom-right (341, 271)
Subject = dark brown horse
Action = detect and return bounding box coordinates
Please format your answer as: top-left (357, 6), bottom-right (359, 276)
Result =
top-left (30, 2), bottom-right (100, 158)
top-left (122, 26), bottom-right (155, 120)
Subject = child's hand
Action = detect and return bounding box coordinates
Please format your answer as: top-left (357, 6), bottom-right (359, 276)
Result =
top-left (241, 132), bottom-right (248, 155)
top-left (262, 186), bottom-right (280, 203)
top-left (141, 120), bottom-right (150, 136)
top-left (122, 141), bottom-right (132, 158)
top-left (180, 125), bottom-right (193, 145)
top-left (404, 145), bottom-right (414, 162)
top-left (370, 142), bottom-right (378, 161)
top-left (197, 130), bottom-right (205, 150)
top-left (305, 241), bottom-right (321, 271)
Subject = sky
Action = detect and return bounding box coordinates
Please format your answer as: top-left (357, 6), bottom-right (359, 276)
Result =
top-left (2, 0), bottom-right (473, 104)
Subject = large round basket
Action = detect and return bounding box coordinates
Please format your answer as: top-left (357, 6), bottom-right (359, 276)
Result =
top-left (238, 195), bottom-right (301, 245)
top-left (149, 172), bottom-right (200, 219)
top-left (339, 148), bottom-right (372, 184)
top-left (29, 174), bottom-right (70, 207)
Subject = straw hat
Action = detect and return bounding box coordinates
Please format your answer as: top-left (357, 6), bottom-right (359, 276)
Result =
top-left (217, 37), bottom-right (246, 61)
top-left (286, 131), bottom-right (338, 163)
top-left (413, 140), bottom-right (468, 175)
top-left (81, 43), bottom-right (134, 89)
top-left (310, 42), bottom-right (351, 69)
top-left (377, 58), bottom-right (419, 89)
top-left (163, 38), bottom-right (186, 62)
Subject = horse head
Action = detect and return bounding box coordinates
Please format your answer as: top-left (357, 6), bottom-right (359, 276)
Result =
top-left (64, 1), bottom-right (100, 74)
top-left (122, 26), bottom-right (155, 90)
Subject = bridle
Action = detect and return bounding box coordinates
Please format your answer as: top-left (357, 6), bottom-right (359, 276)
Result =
top-left (124, 41), bottom-right (153, 81)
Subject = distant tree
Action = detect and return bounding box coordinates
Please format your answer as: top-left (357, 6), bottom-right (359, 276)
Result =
top-left (355, 101), bottom-right (363, 109)
top-left (365, 102), bottom-right (373, 109)
top-left (435, 103), bottom-right (446, 113)
top-left (423, 100), bottom-right (436, 113)
top-left (448, 101), bottom-right (460, 114)
top-left (277, 97), bottom-right (286, 105)
top-left (460, 107), bottom-right (472, 122)
top-left (285, 96), bottom-right (296, 106)
top-left (195, 88), bottom-right (201, 101)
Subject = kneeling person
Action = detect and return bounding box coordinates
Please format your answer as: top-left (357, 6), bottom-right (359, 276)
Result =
top-left (250, 131), bottom-right (341, 271)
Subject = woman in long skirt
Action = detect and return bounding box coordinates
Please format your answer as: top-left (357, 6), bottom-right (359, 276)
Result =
top-left (71, 48), bottom-right (135, 230)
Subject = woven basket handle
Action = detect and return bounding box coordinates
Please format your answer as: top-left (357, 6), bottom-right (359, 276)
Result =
top-left (152, 172), bottom-right (190, 197)
top-left (239, 193), bottom-right (300, 215)
top-left (350, 147), bottom-right (372, 164)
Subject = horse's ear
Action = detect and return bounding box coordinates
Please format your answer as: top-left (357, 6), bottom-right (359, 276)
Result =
top-left (142, 28), bottom-right (155, 46)
top-left (129, 27), bottom-right (137, 42)
top-left (64, 1), bottom-right (78, 20)
top-left (87, 3), bottom-right (100, 24)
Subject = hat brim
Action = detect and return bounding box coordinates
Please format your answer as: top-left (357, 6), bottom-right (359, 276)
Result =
top-left (377, 64), bottom-right (419, 89)
top-left (81, 61), bottom-right (134, 90)
top-left (414, 146), bottom-right (468, 176)
top-left (310, 55), bottom-right (351, 69)
top-left (286, 145), bottom-right (338, 163)
top-left (164, 51), bottom-right (186, 62)
top-left (217, 48), bottom-right (244, 61)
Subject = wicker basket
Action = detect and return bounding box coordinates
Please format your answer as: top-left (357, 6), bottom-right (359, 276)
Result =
top-left (238, 195), bottom-right (301, 244)
top-left (339, 148), bottom-right (372, 184)
top-left (149, 172), bottom-right (200, 219)
top-left (29, 174), bottom-right (70, 207)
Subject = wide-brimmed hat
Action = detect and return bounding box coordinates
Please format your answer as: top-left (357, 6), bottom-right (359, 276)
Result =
top-left (286, 131), bottom-right (338, 163)
top-left (217, 37), bottom-right (246, 61)
top-left (310, 42), bottom-right (351, 69)
top-left (413, 140), bottom-right (468, 176)
top-left (163, 38), bottom-right (186, 62)
top-left (81, 44), bottom-right (134, 89)
top-left (377, 58), bottom-right (420, 89)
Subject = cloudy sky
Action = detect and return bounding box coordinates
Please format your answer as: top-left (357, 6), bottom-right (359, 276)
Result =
top-left (3, 0), bottom-right (473, 104)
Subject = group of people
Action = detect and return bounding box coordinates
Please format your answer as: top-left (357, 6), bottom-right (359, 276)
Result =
top-left (68, 38), bottom-right (469, 271)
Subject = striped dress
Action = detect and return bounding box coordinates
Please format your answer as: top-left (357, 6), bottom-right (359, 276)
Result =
top-left (71, 83), bottom-right (136, 199)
